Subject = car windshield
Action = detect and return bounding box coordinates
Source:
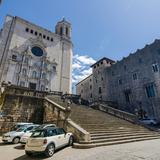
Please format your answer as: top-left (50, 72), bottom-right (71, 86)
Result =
top-left (31, 130), bottom-right (46, 137)
top-left (30, 126), bottom-right (40, 132)
top-left (16, 127), bottom-right (26, 132)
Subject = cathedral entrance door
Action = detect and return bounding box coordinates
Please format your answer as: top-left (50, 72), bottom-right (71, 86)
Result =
top-left (29, 83), bottom-right (36, 90)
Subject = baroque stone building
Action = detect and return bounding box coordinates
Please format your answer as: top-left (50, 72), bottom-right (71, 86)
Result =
top-left (0, 15), bottom-right (73, 93)
top-left (76, 40), bottom-right (160, 120)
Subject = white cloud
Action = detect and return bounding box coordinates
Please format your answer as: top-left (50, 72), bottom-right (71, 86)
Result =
top-left (72, 54), bottom-right (96, 84)
top-left (74, 54), bottom-right (96, 65)
top-left (72, 63), bottom-right (82, 70)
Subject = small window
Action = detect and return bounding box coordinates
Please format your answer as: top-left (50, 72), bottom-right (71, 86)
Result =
top-left (12, 55), bottom-right (17, 60)
top-left (124, 90), bottom-right (131, 103)
top-left (139, 58), bottom-right (142, 64)
top-left (47, 36), bottom-right (50, 40)
top-left (22, 68), bottom-right (27, 76)
top-left (25, 28), bottom-right (29, 32)
top-left (90, 85), bottom-right (92, 90)
top-left (32, 71), bottom-right (37, 78)
top-left (90, 79), bottom-right (92, 82)
top-left (97, 63), bottom-right (99, 67)
top-left (53, 66), bottom-right (56, 72)
top-left (152, 64), bottom-right (158, 72)
top-left (101, 61), bottom-right (103, 65)
top-left (39, 33), bottom-right (42, 37)
top-left (42, 73), bottom-right (46, 79)
top-left (60, 27), bottom-right (63, 35)
top-left (145, 84), bottom-right (156, 98)
top-left (66, 27), bottom-right (68, 36)
top-left (43, 35), bottom-right (46, 39)
top-left (94, 66), bottom-right (96, 69)
top-left (133, 73), bottom-right (137, 80)
top-left (99, 87), bottom-right (102, 94)
top-left (101, 77), bottom-right (103, 81)
top-left (35, 31), bottom-right (38, 36)
top-left (124, 65), bottom-right (127, 71)
top-left (30, 29), bottom-right (33, 34)
top-left (118, 79), bottom-right (122, 85)
top-left (51, 38), bottom-right (53, 42)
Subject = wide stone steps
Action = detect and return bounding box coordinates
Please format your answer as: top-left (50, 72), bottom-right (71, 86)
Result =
top-left (90, 132), bottom-right (155, 139)
top-left (90, 133), bottom-right (160, 142)
top-left (73, 136), bottom-right (160, 149)
top-left (48, 96), bottom-right (160, 148)
top-left (90, 130), bottom-right (151, 136)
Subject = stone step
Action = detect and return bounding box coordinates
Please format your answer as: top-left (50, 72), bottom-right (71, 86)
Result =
top-left (90, 132), bottom-right (159, 140)
top-left (88, 128), bottom-right (148, 133)
top-left (90, 130), bottom-right (156, 137)
top-left (89, 134), bottom-right (160, 144)
top-left (73, 137), bottom-right (160, 149)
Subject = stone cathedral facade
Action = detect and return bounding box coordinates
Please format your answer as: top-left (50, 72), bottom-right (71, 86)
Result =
top-left (0, 15), bottom-right (73, 93)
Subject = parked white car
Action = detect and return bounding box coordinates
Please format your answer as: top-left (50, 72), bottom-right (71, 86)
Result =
top-left (25, 127), bottom-right (73, 157)
top-left (2, 124), bottom-right (39, 144)
top-left (20, 124), bottom-right (56, 144)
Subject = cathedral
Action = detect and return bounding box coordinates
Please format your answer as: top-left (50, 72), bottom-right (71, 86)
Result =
top-left (0, 15), bottom-right (73, 93)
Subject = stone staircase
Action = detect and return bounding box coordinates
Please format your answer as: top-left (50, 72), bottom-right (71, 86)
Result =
top-left (48, 96), bottom-right (160, 148)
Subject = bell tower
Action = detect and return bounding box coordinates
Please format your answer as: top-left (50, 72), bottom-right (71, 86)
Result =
top-left (55, 18), bottom-right (71, 39)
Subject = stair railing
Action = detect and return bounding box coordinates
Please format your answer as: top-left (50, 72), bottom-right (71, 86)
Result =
top-left (98, 104), bottom-right (139, 123)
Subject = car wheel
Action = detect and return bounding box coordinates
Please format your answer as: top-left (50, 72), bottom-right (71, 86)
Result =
top-left (68, 136), bottom-right (74, 146)
top-left (45, 144), bottom-right (55, 157)
top-left (25, 151), bottom-right (32, 157)
top-left (12, 137), bottom-right (20, 144)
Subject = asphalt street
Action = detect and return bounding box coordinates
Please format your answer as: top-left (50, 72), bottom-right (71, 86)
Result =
top-left (1, 138), bottom-right (160, 160)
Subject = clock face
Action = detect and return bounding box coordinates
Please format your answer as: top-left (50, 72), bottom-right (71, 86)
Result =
top-left (31, 46), bottom-right (43, 57)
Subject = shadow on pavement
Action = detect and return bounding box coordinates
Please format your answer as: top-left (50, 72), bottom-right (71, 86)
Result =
top-left (14, 145), bottom-right (25, 150)
top-left (0, 142), bottom-right (14, 146)
top-left (14, 146), bottom-right (70, 160)
top-left (14, 154), bottom-right (47, 160)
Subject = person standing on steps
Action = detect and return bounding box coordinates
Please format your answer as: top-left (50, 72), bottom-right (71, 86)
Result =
top-left (78, 98), bottom-right (81, 105)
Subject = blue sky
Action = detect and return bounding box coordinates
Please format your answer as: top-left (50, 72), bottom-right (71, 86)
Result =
top-left (1, 0), bottom-right (160, 90)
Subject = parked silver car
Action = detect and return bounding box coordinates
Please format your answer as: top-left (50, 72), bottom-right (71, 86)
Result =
top-left (2, 124), bottom-right (39, 144)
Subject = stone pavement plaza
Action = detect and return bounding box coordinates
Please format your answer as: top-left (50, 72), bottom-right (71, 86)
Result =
top-left (1, 138), bottom-right (160, 160)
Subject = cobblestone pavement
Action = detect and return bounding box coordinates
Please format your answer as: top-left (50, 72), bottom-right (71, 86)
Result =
top-left (1, 138), bottom-right (160, 160)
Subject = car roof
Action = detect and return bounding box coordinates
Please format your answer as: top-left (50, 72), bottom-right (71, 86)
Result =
top-left (34, 127), bottom-right (61, 132)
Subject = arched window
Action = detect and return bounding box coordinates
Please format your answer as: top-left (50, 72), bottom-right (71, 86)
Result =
top-left (22, 68), bottom-right (27, 76)
top-left (41, 85), bottom-right (45, 91)
top-left (60, 27), bottom-right (63, 35)
top-left (66, 27), bottom-right (68, 36)
top-left (24, 57), bottom-right (29, 64)
top-left (32, 71), bottom-right (37, 78)
top-left (53, 66), bottom-right (56, 72)
top-left (42, 73), bottom-right (46, 79)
